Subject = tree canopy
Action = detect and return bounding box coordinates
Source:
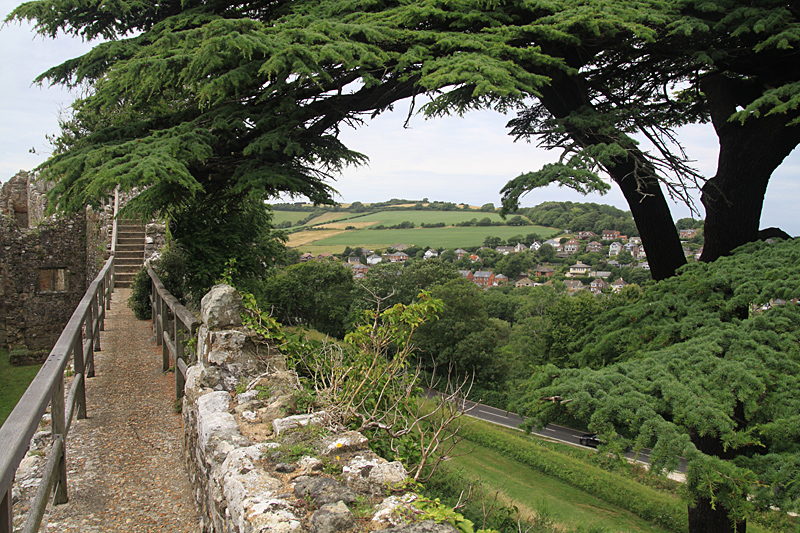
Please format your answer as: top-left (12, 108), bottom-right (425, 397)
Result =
top-left (514, 239), bottom-right (800, 532)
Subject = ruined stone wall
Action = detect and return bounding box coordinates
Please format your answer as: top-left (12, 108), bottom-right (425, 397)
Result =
top-left (0, 171), bottom-right (112, 358)
top-left (182, 285), bottom-right (442, 533)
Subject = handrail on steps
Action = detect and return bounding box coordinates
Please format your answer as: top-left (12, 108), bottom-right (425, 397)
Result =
top-left (0, 255), bottom-right (115, 533)
top-left (148, 267), bottom-right (200, 401)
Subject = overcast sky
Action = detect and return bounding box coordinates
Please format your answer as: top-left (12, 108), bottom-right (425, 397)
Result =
top-left (2, 1), bottom-right (799, 235)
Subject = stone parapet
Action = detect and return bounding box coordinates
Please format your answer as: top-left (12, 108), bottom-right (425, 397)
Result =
top-left (183, 284), bottom-right (454, 533)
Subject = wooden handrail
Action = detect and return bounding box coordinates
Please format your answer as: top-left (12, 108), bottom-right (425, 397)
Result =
top-left (0, 255), bottom-right (115, 533)
top-left (148, 267), bottom-right (199, 400)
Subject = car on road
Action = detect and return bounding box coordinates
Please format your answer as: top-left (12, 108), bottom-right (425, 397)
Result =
top-left (579, 433), bottom-right (603, 448)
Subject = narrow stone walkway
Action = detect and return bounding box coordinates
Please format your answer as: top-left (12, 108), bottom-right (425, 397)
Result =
top-left (41, 288), bottom-right (201, 533)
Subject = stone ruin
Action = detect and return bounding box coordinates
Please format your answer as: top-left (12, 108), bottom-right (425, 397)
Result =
top-left (0, 171), bottom-right (112, 361)
top-left (183, 284), bottom-right (460, 533)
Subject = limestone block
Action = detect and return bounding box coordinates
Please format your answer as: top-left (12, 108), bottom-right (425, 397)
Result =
top-left (319, 431), bottom-right (369, 456)
top-left (343, 456), bottom-right (408, 496)
top-left (272, 412), bottom-right (326, 436)
top-left (293, 476), bottom-right (357, 506)
top-left (377, 520), bottom-right (460, 533)
top-left (221, 446), bottom-right (298, 533)
top-left (196, 391), bottom-right (251, 464)
top-left (373, 494), bottom-right (418, 526)
top-left (311, 501), bottom-right (355, 533)
top-left (201, 284), bottom-right (243, 329)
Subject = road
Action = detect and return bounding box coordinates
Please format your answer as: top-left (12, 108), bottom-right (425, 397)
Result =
top-left (433, 391), bottom-right (685, 474)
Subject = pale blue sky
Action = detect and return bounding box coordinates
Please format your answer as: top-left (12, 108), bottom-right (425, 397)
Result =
top-left (2, 0), bottom-right (798, 234)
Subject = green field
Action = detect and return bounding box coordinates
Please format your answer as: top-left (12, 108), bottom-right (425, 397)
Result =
top-left (449, 439), bottom-right (670, 533)
top-left (322, 210), bottom-right (511, 227)
top-left (0, 350), bottom-right (42, 426)
top-left (294, 225), bottom-right (559, 253)
top-left (272, 211), bottom-right (314, 225)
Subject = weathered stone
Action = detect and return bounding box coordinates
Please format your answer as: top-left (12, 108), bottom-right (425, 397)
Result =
top-left (343, 456), bottom-right (408, 496)
top-left (272, 412), bottom-right (326, 436)
top-left (319, 431), bottom-right (369, 456)
top-left (275, 463), bottom-right (296, 473)
top-left (311, 501), bottom-right (355, 533)
top-left (201, 284), bottom-right (243, 329)
top-left (293, 476), bottom-right (357, 506)
top-left (373, 494), bottom-right (418, 526)
top-left (378, 520), bottom-right (461, 533)
top-left (196, 391), bottom-right (251, 464)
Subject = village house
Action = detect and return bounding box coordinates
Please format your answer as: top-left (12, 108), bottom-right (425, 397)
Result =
top-left (494, 274), bottom-right (509, 285)
top-left (513, 243), bottom-right (528, 253)
top-left (589, 270), bottom-right (613, 279)
top-left (567, 261), bottom-right (591, 277)
top-left (316, 252), bottom-right (337, 261)
top-left (628, 236), bottom-right (642, 244)
top-left (608, 242), bottom-right (623, 256)
top-left (496, 245), bottom-right (515, 255)
top-left (576, 231), bottom-right (597, 240)
top-left (300, 252), bottom-right (314, 262)
top-left (455, 248), bottom-right (468, 260)
top-left (679, 229), bottom-right (697, 239)
top-left (602, 230), bottom-right (621, 240)
top-left (543, 239), bottom-right (563, 252)
top-left (586, 241), bottom-right (603, 253)
top-left (424, 249), bottom-right (439, 259)
top-left (590, 278), bottom-right (608, 294)
top-left (472, 271), bottom-right (496, 288)
top-left (469, 254), bottom-right (481, 263)
top-left (515, 277), bottom-right (536, 288)
top-left (347, 256), bottom-right (362, 264)
top-left (530, 241), bottom-right (542, 251)
top-left (391, 243), bottom-right (409, 251)
top-left (458, 270), bottom-right (474, 281)
top-left (385, 251), bottom-right (409, 263)
top-left (366, 254), bottom-right (383, 265)
top-left (348, 262), bottom-right (369, 276)
top-left (610, 278), bottom-right (628, 292)
top-left (563, 239), bottom-right (580, 254)
top-left (564, 279), bottom-right (586, 293)
top-left (533, 265), bottom-right (556, 278)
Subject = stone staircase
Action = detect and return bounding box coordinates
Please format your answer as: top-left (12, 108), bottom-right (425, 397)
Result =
top-left (114, 220), bottom-right (146, 288)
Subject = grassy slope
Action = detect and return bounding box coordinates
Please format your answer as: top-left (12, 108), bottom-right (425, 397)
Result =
top-left (449, 439), bottom-right (670, 533)
top-left (0, 350), bottom-right (41, 426)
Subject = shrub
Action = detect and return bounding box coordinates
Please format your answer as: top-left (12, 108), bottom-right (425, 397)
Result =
top-left (128, 267), bottom-right (152, 320)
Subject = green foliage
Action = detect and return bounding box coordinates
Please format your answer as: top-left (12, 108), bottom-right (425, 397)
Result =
top-left (412, 497), bottom-right (498, 533)
top-left (514, 239), bottom-right (800, 524)
top-left (261, 260), bottom-right (355, 338)
top-left (128, 266), bottom-right (152, 320)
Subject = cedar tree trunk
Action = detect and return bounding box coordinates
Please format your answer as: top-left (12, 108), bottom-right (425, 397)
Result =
top-left (700, 74), bottom-right (800, 262)
top-left (538, 80), bottom-right (687, 280)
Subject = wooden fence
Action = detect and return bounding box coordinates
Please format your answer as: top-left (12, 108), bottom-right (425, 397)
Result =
top-left (0, 256), bottom-right (115, 533)
top-left (148, 267), bottom-right (199, 400)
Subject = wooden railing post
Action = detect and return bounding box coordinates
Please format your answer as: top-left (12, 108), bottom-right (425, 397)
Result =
top-left (98, 278), bottom-right (106, 332)
top-left (92, 296), bottom-right (101, 352)
top-left (161, 297), bottom-right (169, 372)
top-left (51, 376), bottom-right (68, 505)
top-left (72, 336), bottom-right (87, 420)
top-left (85, 308), bottom-right (95, 378)
top-left (1, 487), bottom-right (11, 533)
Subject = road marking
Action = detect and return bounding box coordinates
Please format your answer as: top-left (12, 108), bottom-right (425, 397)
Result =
top-left (545, 428), bottom-right (556, 432)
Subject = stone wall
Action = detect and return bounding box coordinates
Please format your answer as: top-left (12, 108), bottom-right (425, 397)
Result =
top-left (183, 285), bottom-right (453, 533)
top-left (0, 171), bottom-right (111, 359)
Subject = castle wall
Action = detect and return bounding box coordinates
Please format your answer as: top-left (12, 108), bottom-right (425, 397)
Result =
top-left (0, 171), bottom-right (111, 360)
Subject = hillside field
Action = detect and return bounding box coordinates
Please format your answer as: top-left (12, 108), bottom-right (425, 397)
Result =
top-left (287, 224), bottom-right (559, 252)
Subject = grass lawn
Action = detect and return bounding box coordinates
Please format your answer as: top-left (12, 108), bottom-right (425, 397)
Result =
top-left (291, 225), bottom-right (559, 252)
top-left (0, 350), bottom-right (42, 427)
top-left (326, 210), bottom-right (513, 227)
top-left (449, 439), bottom-right (671, 533)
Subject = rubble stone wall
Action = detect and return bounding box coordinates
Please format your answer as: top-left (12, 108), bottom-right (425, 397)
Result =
top-left (182, 285), bottom-right (449, 533)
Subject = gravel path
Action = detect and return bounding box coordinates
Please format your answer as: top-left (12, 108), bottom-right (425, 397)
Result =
top-left (41, 288), bottom-right (201, 533)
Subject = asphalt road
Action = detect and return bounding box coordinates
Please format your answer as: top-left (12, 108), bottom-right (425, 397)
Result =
top-left (432, 391), bottom-right (686, 473)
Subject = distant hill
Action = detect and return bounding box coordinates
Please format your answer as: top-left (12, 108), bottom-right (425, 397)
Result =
top-left (269, 199), bottom-right (638, 253)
